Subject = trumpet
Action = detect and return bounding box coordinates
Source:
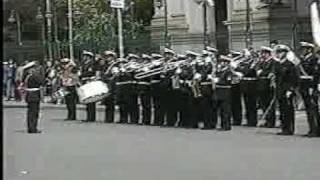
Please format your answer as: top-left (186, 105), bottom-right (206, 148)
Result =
top-left (134, 59), bottom-right (191, 79)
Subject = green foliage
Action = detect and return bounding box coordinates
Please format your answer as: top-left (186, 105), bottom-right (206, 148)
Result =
top-left (55, 0), bottom-right (154, 54)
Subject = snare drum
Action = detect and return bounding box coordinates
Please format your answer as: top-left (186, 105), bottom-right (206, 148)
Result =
top-left (77, 80), bottom-right (110, 104)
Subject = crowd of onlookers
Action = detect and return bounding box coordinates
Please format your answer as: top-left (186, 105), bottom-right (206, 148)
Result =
top-left (3, 59), bottom-right (65, 104)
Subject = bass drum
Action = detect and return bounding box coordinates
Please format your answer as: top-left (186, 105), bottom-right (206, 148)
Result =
top-left (77, 80), bottom-right (110, 104)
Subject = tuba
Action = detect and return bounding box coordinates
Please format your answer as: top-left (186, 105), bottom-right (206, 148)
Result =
top-left (311, 0), bottom-right (320, 47)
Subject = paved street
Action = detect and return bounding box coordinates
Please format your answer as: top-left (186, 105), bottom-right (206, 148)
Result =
top-left (3, 106), bottom-right (320, 180)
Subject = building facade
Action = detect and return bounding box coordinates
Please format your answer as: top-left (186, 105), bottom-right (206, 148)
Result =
top-left (151, 0), bottom-right (313, 53)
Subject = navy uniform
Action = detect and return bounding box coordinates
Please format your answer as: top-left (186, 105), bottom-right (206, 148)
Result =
top-left (153, 49), bottom-right (176, 126)
top-left (256, 46), bottom-right (279, 128)
top-left (80, 51), bottom-right (97, 122)
top-left (23, 61), bottom-right (45, 133)
top-left (214, 55), bottom-right (234, 131)
top-left (229, 51), bottom-right (243, 126)
top-left (101, 51), bottom-right (118, 123)
top-left (298, 42), bottom-right (320, 137)
top-left (275, 45), bottom-right (299, 135)
top-left (173, 54), bottom-right (194, 128)
top-left (116, 54), bottom-right (139, 124)
top-left (137, 54), bottom-right (152, 125)
top-left (237, 49), bottom-right (258, 127)
top-left (150, 53), bottom-right (165, 126)
top-left (198, 50), bottom-right (216, 130)
top-left (60, 58), bottom-right (79, 121)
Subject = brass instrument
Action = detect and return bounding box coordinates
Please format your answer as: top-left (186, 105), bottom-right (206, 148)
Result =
top-left (134, 58), bottom-right (191, 79)
top-left (191, 72), bottom-right (203, 98)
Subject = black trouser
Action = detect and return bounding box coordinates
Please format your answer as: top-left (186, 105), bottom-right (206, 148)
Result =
top-left (152, 87), bottom-right (162, 125)
top-left (231, 83), bottom-right (242, 125)
top-left (177, 90), bottom-right (193, 128)
top-left (117, 85), bottom-right (130, 123)
top-left (104, 95), bottom-right (115, 123)
top-left (153, 84), bottom-right (168, 126)
top-left (241, 80), bottom-right (258, 126)
top-left (166, 89), bottom-right (178, 127)
top-left (128, 88), bottom-right (139, 124)
top-left (65, 86), bottom-right (77, 120)
top-left (299, 84), bottom-right (320, 135)
top-left (27, 102), bottom-right (40, 132)
top-left (140, 90), bottom-right (152, 125)
top-left (86, 102), bottom-right (96, 122)
top-left (258, 79), bottom-right (276, 127)
top-left (214, 87), bottom-right (232, 130)
top-left (278, 89), bottom-right (295, 134)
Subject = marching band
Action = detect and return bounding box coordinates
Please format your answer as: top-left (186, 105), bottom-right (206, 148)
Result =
top-left (52, 41), bottom-right (320, 137)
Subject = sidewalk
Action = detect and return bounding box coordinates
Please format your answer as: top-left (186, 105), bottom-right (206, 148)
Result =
top-left (3, 100), bottom-right (109, 111)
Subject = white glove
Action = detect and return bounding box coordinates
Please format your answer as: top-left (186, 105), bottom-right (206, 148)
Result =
top-left (257, 70), bottom-right (262, 76)
top-left (286, 91), bottom-right (293, 98)
top-left (207, 74), bottom-right (213, 80)
top-left (230, 61), bottom-right (237, 69)
top-left (175, 68), bottom-right (182, 74)
top-left (234, 72), bottom-right (244, 78)
top-left (318, 84), bottom-right (320, 92)
top-left (193, 73), bottom-right (202, 80)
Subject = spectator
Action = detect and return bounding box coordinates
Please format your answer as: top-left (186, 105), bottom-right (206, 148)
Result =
top-left (5, 59), bottom-right (17, 101)
top-left (3, 62), bottom-right (8, 96)
top-left (15, 60), bottom-right (28, 101)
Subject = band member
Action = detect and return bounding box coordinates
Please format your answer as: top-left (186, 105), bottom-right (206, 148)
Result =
top-left (197, 50), bottom-right (216, 130)
top-left (60, 58), bottom-right (79, 121)
top-left (23, 61), bottom-right (45, 133)
top-left (137, 54), bottom-right (152, 125)
top-left (152, 48), bottom-right (176, 126)
top-left (298, 42), bottom-right (320, 137)
top-left (228, 50), bottom-right (243, 126)
top-left (80, 51), bottom-right (96, 122)
top-left (163, 49), bottom-right (178, 127)
top-left (101, 51), bottom-right (118, 123)
top-left (214, 55), bottom-right (234, 131)
top-left (237, 49), bottom-right (258, 127)
top-left (173, 54), bottom-right (194, 128)
top-left (116, 54), bottom-right (139, 124)
top-left (256, 46), bottom-right (279, 128)
top-left (274, 45), bottom-right (299, 135)
top-left (150, 53), bottom-right (164, 126)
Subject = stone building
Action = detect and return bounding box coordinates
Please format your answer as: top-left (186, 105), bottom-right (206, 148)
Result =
top-left (151, 0), bottom-right (313, 53)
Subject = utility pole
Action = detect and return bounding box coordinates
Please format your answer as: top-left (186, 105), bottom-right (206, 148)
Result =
top-left (117, 9), bottom-right (124, 59)
top-left (68, 0), bottom-right (74, 61)
top-left (45, 0), bottom-right (53, 61)
top-left (53, 1), bottom-right (61, 59)
top-left (292, 0), bottom-right (298, 51)
top-left (245, 0), bottom-right (252, 48)
top-left (164, 0), bottom-right (169, 48)
top-left (203, 2), bottom-right (208, 48)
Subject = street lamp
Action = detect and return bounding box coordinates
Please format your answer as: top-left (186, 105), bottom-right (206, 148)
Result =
top-left (36, 6), bottom-right (48, 61)
top-left (194, 0), bottom-right (215, 49)
top-left (45, 0), bottom-right (53, 61)
top-left (155, 0), bottom-right (170, 48)
top-left (8, 10), bottom-right (22, 46)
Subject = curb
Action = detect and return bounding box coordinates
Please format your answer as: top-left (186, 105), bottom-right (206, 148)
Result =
top-left (3, 104), bottom-right (108, 111)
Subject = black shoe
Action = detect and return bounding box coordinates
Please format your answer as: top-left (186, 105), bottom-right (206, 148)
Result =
top-left (28, 130), bottom-right (41, 134)
top-left (201, 127), bottom-right (215, 130)
top-left (243, 124), bottom-right (257, 127)
top-left (64, 118), bottom-right (75, 121)
top-left (217, 128), bottom-right (231, 131)
top-left (302, 133), bottom-right (318, 138)
top-left (277, 132), bottom-right (293, 136)
top-left (232, 123), bottom-right (241, 126)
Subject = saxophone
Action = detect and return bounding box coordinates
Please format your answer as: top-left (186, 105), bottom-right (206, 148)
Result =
top-left (191, 72), bottom-right (203, 98)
